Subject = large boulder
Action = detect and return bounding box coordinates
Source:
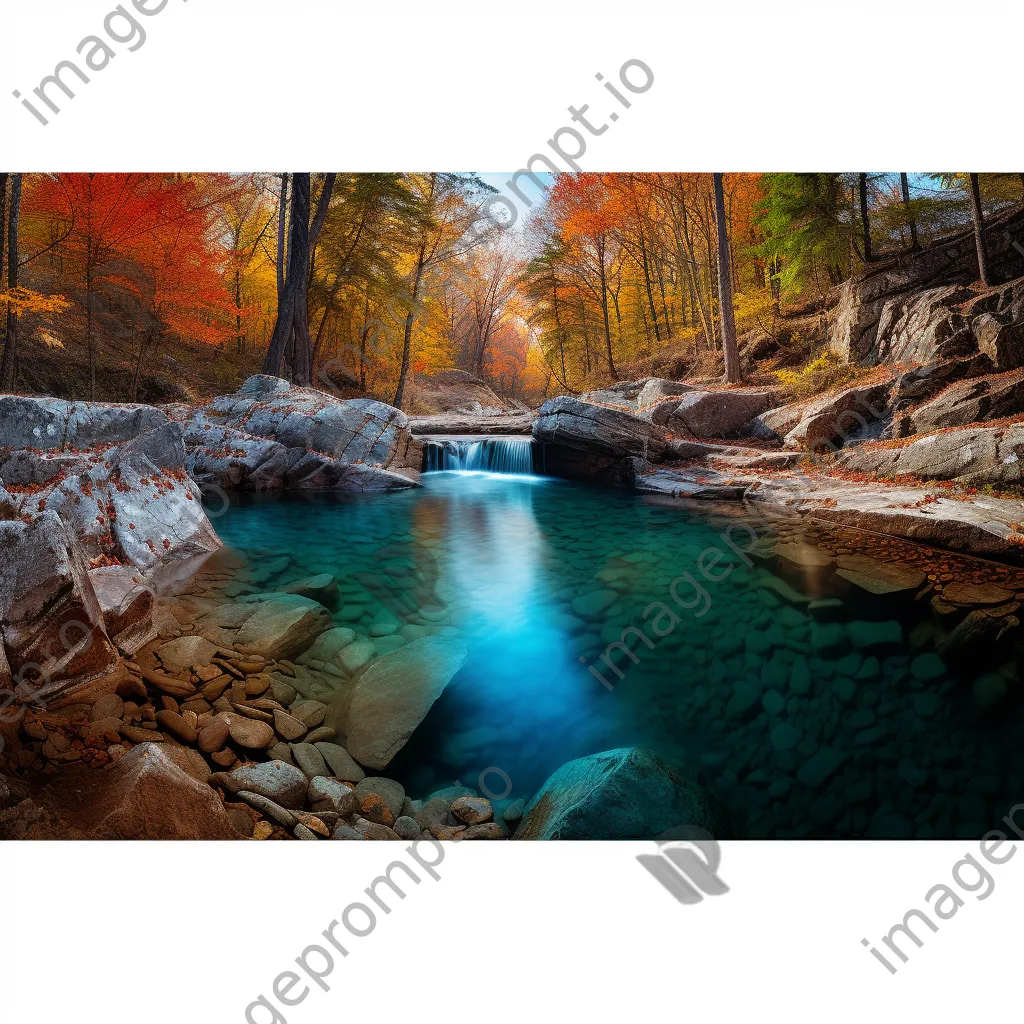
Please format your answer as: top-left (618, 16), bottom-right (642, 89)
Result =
top-left (186, 419), bottom-right (416, 492)
top-left (837, 423), bottom-right (1024, 486)
top-left (0, 395), bottom-right (169, 452)
top-left (901, 368), bottom-right (1024, 435)
top-left (0, 744), bottom-right (239, 840)
top-left (754, 380), bottom-right (892, 450)
top-left (641, 388), bottom-right (772, 437)
top-left (636, 378), bottom-right (694, 411)
top-left (533, 396), bottom-right (669, 482)
top-left (40, 422), bottom-right (221, 572)
top-left (515, 747), bottom-right (730, 840)
top-left (325, 635), bottom-right (468, 770)
top-left (0, 512), bottom-right (118, 700)
top-left (186, 376), bottom-right (421, 490)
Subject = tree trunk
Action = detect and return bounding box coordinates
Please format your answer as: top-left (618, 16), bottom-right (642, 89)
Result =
top-left (900, 172), bottom-right (919, 251)
top-left (713, 173), bottom-right (741, 384)
top-left (276, 173), bottom-right (289, 300)
top-left (0, 174), bottom-right (22, 389)
top-left (392, 253), bottom-right (426, 410)
top-left (263, 174), bottom-right (314, 383)
top-left (858, 173), bottom-right (873, 263)
top-left (968, 173), bottom-right (991, 287)
top-left (597, 234), bottom-right (616, 378)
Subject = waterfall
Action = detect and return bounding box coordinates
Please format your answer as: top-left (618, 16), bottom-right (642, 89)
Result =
top-left (423, 436), bottom-right (535, 475)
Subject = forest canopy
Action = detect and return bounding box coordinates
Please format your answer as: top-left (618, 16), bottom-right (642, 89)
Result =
top-left (0, 171), bottom-right (1019, 407)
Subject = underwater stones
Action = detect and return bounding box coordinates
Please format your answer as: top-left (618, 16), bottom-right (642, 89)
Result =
top-left (355, 778), bottom-right (406, 820)
top-left (762, 690), bottom-right (786, 716)
top-left (273, 710), bottom-right (307, 742)
top-left (156, 635), bottom-right (219, 673)
top-left (760, 654), bottom-right (789, 689)
top-left (571, 589), bottom-right (618, 619)
top-left (725, 684), bottom-right (761, 720)
top-left (291, 742), bottom-right (330, 779)
top-left (789, 656), bottom-right (811, 694)
top-left (228, 718), bottom-right (276, 750)
top-left (370, 607), bottom-right (401, 636)
top-left (232, 595), bottom-right (332, 660)
top-left (515, 747), bottom-right (730, 840)
top-left (308, 777), bottom-right (357, 816)
top-left (313, 742), bottom-right (365, 782)
top-left (834, 555), bottom-right (925, 596)
top-left (911, 653), bottom-right (947, 682)
top-left (846, 620), bottom-right (902, 650)
top-left (832, 677), bottom-right (857, 704)
top-left (327, 636), bottom-right (469, 770)
top-left (224, 760), bottom-right (309, 808)
top-left (810, 622), bottom-right (848, 657)
top-left (973, 672), bottom-right (1009, 711)
top-left (770, 723), bottom-right (801, 752)
top-left (338, 638), bottom-right (377, 674)
top-left (296, 627), bottom-right (356, 667)
top-left (796, 746), bottom-right (847, 788)
top-left (282, 574), bottom-right (339, 606)
top-left (5, 743), bottom-right (238, 841)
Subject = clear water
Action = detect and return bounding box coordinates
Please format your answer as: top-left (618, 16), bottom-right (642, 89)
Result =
top-left (211, 471), bottom-right (1024, 838)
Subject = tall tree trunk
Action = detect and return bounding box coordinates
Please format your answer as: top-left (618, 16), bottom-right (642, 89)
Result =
top-left (713, 173), bottom-right (741, 384)
top-left (858, 173), bottom-right (873, 263)
top-left (276, 173), bottom-right (289, 300)
top-left (0, 173), bottom-right (22, 389)
top-left (358, 286), bottom-right (370, 388)
top-left (597, 235), bottom-right (616, 378)
top-left (392, 250), bottom-right (427, 410)
top-left (900, 172), bottom-right (919, 251)
top-left (637, 226), bottom-right (661, 343)
top-left (263, 174), bottom-right (314, 383)
top-left (968, 173), bottom-right (991, 287)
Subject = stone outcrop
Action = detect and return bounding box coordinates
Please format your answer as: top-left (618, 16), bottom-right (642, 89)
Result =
top-left (639, 387), bottom-right (773, 438)
top-left (0, 395), bottom-right (169, 452)
top-left (533, 396), bottom-right (671, 483)
top-left (829, 210), bottom-right (1024, 366)
top-left (753, 380), bottom-right (893, 450)
top-left (185, 375), bottom-right (421, 490)
top-left (837, 423), bottom-right (1024, 487)
top-left (898, 369), bottom-right (1024, 435)
top-left (0, 512), bottom-right (119, 699)
top-left (515, 747), bottom-right (730, 840)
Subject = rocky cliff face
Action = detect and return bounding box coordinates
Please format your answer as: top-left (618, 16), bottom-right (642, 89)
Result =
top-left (0, 377), bottom-right (421, 707)
top-left (829, 209), bottom-right (1024, 368)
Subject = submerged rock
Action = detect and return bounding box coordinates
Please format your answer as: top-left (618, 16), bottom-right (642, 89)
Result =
top-left (232, 594), bottom-right (333, 660)
top-left (326, 635), bottom-right (468, 770)
top-left (515, 747), bottom-right (729, 840)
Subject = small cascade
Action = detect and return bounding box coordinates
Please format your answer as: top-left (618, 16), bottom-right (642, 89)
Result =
top-left (423, 436), bottom-right (535, 475)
